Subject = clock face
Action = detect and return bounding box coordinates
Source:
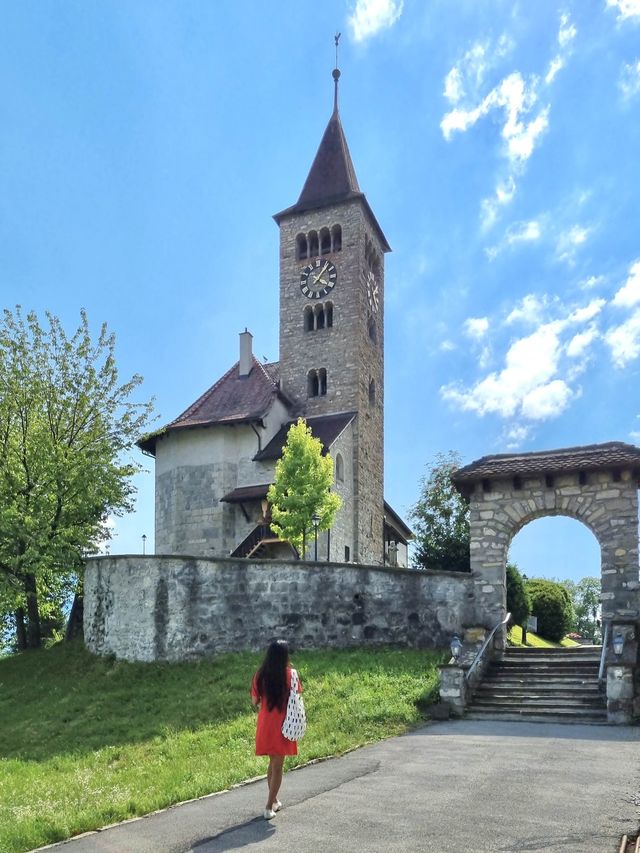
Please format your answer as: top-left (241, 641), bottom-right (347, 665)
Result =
top-left (300, 259), bottom-right (337, 299)
top-left (366, 270), bottom-right (379, 313)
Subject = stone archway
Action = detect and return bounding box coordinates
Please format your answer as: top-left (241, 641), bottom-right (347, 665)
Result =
top-left (453, 442), bottom-right (640, 723)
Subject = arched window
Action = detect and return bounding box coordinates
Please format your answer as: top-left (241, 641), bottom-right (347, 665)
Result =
top-left (335, 453), bottom-right (344, 483)
top-left (307, 370), bottom-right (319, 397)
top-left (369, 378), bottom-right (375, 405)
top-left (331, 224), bottom-right (342, 252)
top-left (304, 305), bottom-right (314, 332)
top-left (320, 227), bottom-right (331, 255)
top-left (319, 368), bottom-right (327, 396)
top-left (325, 302), bottom-right (333, 328)
top-left (368, 316), bottom-right (377, 343)
top-left (315, 304), bottom-right (325, 330)
top-left (309, 230), bottom-right (319, 257)
top-left (296, 233), bottom-right (308, 261)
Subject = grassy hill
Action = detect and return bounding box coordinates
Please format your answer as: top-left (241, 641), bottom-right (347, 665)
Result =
top-left (508, 625), bottom-right (580, 648)
top-left (0, 640), bottom-right (445, 853)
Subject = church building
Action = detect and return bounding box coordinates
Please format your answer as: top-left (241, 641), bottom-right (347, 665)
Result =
top-left (138, 62), bottom-right (412, 567)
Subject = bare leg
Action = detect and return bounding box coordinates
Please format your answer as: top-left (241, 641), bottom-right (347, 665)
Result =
top-left (266, 755), bottom-right (284, 809)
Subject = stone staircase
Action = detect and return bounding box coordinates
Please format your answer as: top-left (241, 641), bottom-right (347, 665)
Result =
top-left (466, 646), bottom-right (607, 724)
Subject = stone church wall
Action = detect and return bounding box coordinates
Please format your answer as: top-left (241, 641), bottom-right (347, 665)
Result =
top-left (84, 555), bottom-right (474, 662)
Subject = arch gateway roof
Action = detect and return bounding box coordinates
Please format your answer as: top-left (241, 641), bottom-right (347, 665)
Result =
top-left (453, 441), bottom-right (640, 486)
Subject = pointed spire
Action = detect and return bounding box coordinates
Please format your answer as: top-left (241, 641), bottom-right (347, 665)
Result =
top-left (272, 40), bottom-right (390, 253)
top-left (333, 32), bottom-right (341, 112)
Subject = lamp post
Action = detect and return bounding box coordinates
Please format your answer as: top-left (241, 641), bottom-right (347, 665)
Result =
top-left (142, 534), bottom-right (147, 556)
top-left (312, 513), bottom-right (320, 561)
top-left (613, 632), bottom-right (624, 656)
top-left (450, 635), bottom-right (462, 663)
top-left (522, 573), bottom-right (528, 645)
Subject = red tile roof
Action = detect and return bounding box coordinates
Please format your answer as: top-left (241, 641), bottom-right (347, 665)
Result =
top-left (137, 358), bottom-right (291, 456)
top-left (453, 441), bottom-right (640, 484)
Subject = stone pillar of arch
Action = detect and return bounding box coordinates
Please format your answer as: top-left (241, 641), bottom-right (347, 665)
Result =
top-left (454, 442), bottom-right (640, 724)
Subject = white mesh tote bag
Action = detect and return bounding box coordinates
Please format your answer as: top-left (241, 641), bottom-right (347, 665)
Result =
top-left (281, 668), bottom-right (306, 741)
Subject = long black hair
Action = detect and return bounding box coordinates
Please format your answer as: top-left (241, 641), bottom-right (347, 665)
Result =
top-left (255, 639), bottom-right (289, 712)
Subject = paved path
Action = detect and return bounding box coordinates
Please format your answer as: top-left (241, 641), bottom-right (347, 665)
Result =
top-left (38, 720), bottom-right (640, 853)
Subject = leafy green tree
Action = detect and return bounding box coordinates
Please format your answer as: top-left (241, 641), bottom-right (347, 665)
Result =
top-left (0, 307), bottom-right (154, 649)
top-left (267, 418), bottom-right (341, 556)
top-left (409, 451), bottom-right (470, 572)
top-left (561, 576), bottom-right (601, 639)
top-left (506, 562), bottom-right (531, 628)
top-left (525, 578), bottom-right (575, 643)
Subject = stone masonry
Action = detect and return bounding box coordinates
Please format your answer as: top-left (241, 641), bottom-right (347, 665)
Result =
top-left (278, 198), bottom-right (385, 566)
top-left (464, 469), bottom-right (639, 630)
top-left (84, 556), bottom-right (473, 663)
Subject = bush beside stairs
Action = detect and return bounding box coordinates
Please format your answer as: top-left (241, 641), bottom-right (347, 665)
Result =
top-left (466, 646), bottom-right (607, 724)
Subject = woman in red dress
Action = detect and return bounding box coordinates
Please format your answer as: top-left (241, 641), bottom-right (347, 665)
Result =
top-left (251, 639), bottom-right (302, 820)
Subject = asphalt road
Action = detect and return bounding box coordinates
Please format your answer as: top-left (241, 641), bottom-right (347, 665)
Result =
top-left (36, 720), bottom-right (640, 853)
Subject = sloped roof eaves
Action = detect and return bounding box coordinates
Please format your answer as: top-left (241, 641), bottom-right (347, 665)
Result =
top-left (453, 441), bottom-right (640, 483)
top-left (383, 501), bottom-right (413, 541)
top-left (253, 411), bottom-right (357, 462)
top-left (273, 193), bottom-right (391, 254)
top-left (135, 359), bottom-right (288, 458)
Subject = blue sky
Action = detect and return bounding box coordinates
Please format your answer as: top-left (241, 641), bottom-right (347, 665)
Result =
top-left (2, 0), bottom-right (639, 582)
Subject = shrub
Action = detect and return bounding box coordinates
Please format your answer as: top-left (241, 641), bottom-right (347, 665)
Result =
top-left (525, 578), bottom-right (575, 642)
top-left (506, 563), bottom-right (530, 628)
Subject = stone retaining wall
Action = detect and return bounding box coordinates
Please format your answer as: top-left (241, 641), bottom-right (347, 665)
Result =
top-left (84, 556), bottom-right (474, 662)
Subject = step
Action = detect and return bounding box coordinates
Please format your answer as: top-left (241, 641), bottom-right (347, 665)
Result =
top-left (472, 697), bottom-right (606, 710)
top-left (490, 666), bottom-right (599, 675)
top-left (476, 685), bottom-right (603, 697)
top-left (465, 710), bottom-right (608, 725)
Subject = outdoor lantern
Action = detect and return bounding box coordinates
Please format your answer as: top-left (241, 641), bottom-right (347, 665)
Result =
top-left (450, 635), bottom-right (462, 663)
top-left (613, 632), bottom-right (625, 656)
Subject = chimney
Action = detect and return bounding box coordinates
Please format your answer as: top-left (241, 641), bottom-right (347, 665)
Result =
top-left (239, 329), bottom-right (253, 377)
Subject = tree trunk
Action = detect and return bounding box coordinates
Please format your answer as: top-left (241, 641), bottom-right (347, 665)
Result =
top-left (15, 607), bottom-right (27, 651)
top-left (65, 594), bottom-right (84, 641)
top-left (23, 573), bottom-right (41, 649)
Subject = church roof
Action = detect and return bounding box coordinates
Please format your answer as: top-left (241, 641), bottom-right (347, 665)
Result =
top-left (453, 441), bottom-right (640, 484)
top-left (254, 411), bottom-right (357, 461)
top-left (273, 109), bottom-right (391, 253)
top-left (137, 358), bottom-right (291, 456)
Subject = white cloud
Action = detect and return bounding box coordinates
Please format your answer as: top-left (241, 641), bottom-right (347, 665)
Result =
top-left (480, 177), bottom-right (517, 229)
top-left (558, 13), bottom-right (577, 47)
top-left (348, 0), bottom-right (404, 42)
top-left (486, 219), bottom-right (541, 258)
top-left (464, 316), bottom-right (489, 338)
top-left (612, 260), bottom-right (640, 307)
top-left (444, 67), bottom-right (464, 104)
top-left (556, 225), bottom-right (591, 263)
top-left (505, 293), bottom-right (551, 325)
top-left (545, 57), bottom-right (564, 84)
top-left (567, 298), bottom-right (606, 324)
top-left (605, 309), bottom-right (640, 366)
top-left (581, 274), bottom-right (606, 290)
top-left (442, 73), bottom-right (550, 166)
top-left (606, 0), bottom-right (640, 21)
top-left (521, 379), bottom-right (574, 420)
top-left (566, 325), bottom-right (599, 357)
top-left (504, 424), bottom-right (531, 448)
top-left (441, 322), bottom-right (563, 419)
top-left (619, 60), bottom-right (640, 98)
top-left (440, 339), bottom-right (456, 352)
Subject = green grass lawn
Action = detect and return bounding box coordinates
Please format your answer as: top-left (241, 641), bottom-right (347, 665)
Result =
top-left (508, 625), bottom-right (580, 648)
top-left (0, 640), bottom-right (445, 853)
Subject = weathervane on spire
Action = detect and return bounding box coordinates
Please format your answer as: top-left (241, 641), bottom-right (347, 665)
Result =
top-left (333, 31), bottom-right (341, 111)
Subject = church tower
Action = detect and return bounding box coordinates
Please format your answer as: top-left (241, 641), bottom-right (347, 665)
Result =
top-left (273, 59), bottom-right (390, 565)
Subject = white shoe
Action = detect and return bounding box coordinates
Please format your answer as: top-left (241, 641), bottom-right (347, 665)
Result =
top-left (264, 808), bottom-right (276, 820)
top-left (273, 800), bottom-right (282, 812)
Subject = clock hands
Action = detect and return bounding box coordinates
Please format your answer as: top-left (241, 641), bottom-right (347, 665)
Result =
top-left (312, 262), bottom-right (330, 285)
